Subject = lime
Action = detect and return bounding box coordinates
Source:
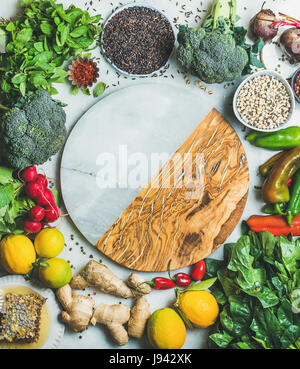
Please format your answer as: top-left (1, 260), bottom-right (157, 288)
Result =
top-left (34, 228), bottom-right (65, 258)
top-left (38, 257), bottom-right (72, 288)
top-left (147, 308), bottom-right (186, 349)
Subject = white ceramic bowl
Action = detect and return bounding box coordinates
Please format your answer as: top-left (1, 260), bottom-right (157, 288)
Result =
top-left (233, 70), bottom-right (295, 132)
top-left (100, 3), bottom-right (176, 78)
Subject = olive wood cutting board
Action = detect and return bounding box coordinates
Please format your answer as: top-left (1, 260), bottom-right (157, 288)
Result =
top-left (96, 108), bottom-right (249, 271)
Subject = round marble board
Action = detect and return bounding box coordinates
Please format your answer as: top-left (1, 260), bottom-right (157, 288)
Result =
top-left (61, 83), bottom-right (249, 272)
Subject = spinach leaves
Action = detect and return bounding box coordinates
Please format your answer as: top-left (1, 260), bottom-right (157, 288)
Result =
top-left (0, 0), bottom-right (103, 110)
top-left (206, 231), bottom-right (300, 349)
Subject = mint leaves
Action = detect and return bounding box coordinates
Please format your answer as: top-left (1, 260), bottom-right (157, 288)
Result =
top-left (0, 0), bottom-right (103, 110)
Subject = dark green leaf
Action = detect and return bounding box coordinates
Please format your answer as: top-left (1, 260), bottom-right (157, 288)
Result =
top-left (209, 331), bottom-right (233, 348)
top-left (278, 236), bottom-right (300, 274)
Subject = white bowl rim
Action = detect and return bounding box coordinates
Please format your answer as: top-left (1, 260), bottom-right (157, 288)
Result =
top-left (233, 70), bottom-right (295, 133)
top-left (100, 2), bottom-right (176, 78)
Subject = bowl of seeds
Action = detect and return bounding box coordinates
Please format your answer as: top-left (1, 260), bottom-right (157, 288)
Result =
top-left (233, 70), bottom-right (295, 132)
top-left (100, 3), bottom-right (175, 77)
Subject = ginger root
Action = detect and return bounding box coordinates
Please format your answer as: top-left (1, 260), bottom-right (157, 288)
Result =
top-left (128, 296), bottom-right (151, 339)
top-left (56, 284), bottom-right (94, 333)
top-left (91, 303), bottom-right (130, 346)
top-left (70, 260), bottom-right (151, 298)
top-left (127, 273), bottom-right (152, 295)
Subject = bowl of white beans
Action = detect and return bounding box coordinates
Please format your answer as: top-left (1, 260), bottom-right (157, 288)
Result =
top-left (233, 70), bottom-right (295, 132)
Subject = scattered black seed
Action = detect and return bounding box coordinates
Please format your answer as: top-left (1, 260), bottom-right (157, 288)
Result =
top-left (102, 6), bottom-right (175, 75)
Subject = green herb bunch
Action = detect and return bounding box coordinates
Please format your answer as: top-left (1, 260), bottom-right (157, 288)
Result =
top-left (205, 231), bottom-right (300, 349)
top-left (0, 0), bottom-right (102, 111)
top-left (0, 167), bottom-right (35, 239)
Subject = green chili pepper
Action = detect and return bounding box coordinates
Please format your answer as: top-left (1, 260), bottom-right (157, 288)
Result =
top-left (286, 168), bottom-right (300, 225)
top-left (246, 127), bottom-right (300, 150)
top-left (262, 147), bottom-right (300, 203)
top-left (259, 151), bottom-right (287, 177)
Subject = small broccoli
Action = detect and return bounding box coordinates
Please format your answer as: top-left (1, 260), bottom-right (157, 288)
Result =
top-left (0, 90), bottom-right (67, 169)
top-left (177, 0), bottom-right (262, 84)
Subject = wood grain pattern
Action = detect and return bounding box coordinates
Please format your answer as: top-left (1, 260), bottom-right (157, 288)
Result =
top-left (96, 109), bottom-right (249, 271)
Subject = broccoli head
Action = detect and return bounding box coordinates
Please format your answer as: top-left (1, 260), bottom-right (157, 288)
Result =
top-left (178, 30), bottom-right (248, 84)
top-left (0, 90), bottom-right (67, 169)
top-left (177, 0), bottom-right (255, 84)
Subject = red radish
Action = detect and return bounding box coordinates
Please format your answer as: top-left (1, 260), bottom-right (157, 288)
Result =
top-left (24, 219), bottom-right (42, 234)
top-left (25, 181), bottom-right (44, 199)
top-left (29, 206), bottom-right (45, 222)
top-left (35, 174), bottom-right (48, 188)
top-left (35, 188), bottom-right (55, 206)
top-left (44, 204), bottom-right (60, 223)
top-left (21, 166), bottom-right (37, 182)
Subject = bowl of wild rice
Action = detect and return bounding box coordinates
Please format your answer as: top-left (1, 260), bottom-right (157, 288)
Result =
top-left (233, 70), bottom-right (295, 132)
top-left (100, 3), bottom-right (175, 77)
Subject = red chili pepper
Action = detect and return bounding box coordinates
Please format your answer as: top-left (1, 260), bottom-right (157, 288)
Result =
top-left (146, 277), bottom-right (176, 290)
top-left (286, 177), bottom-right (293, 187)
top-left (191, 260), bottom-right (206, 281)
top-left (172, 273), bottom-right (192, 287)
top-left (247, 213), bottom-right (300, 236)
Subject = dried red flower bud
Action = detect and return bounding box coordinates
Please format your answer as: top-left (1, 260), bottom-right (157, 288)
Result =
top-left (68, 57), bottom-right (100, 89)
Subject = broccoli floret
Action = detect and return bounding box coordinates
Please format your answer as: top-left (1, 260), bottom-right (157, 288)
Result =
top-left (0, 90), bottom-right (67, 169)
top-left (177, 0), bottom-right (250, 84)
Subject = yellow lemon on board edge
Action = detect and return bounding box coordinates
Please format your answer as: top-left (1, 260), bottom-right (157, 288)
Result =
top-left (147, 308), bottom-right (186, 349)
top-left (34, 228), bottom-right (65, 258)
top-left (0, 235), bottom-right (36, 275)
top-left (38, 257), bottom-right (72, 288)
top-left (178, 290), bottom-right (219, 328)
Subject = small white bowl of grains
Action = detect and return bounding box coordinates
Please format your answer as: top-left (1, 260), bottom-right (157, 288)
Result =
top-left (233, 70), bottom-right (295, 132)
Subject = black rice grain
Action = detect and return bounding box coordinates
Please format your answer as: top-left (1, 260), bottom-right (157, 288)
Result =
top-left (102, 6), bottom-right (175, 75)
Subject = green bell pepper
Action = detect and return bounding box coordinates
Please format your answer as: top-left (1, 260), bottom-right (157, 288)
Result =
top-left (246, 126), bottom-right (300, 150)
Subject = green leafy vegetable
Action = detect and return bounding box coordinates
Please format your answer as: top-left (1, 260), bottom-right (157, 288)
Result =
top-left (206, 231), bottom-right (300, 349)
top-left (0, 167), bottom-right (35, 239)
top-left (0, 0), bottom-right (102, 110)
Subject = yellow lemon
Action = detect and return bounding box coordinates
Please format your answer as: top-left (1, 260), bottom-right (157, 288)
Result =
top-left (38, 257), bottom-right (72, 288)
top-left (147, 308), bottom-right (186, 349)
top-left (34, 228), bottom-right (65, 258)
top-left (0, 235), bottom-right (36, 274)
top-left (178, 290), bottom-right (219, 328)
